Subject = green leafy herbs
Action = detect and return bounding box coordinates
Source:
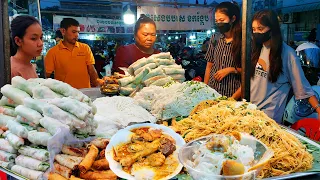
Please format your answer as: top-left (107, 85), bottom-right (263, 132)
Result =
top-left (301, 140), bottom-right (320, 172)
top-left (224, 153), bottom-right (237, 160)
top-left (176, 116), bottom-right (187, 122)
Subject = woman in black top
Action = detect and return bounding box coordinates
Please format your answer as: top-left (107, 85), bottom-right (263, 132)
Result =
top-left (204, 2), bottom-right (242, 98)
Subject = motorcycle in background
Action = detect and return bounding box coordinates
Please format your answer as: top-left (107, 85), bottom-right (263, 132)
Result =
top-left (177, 47), bottom-right (207, 81)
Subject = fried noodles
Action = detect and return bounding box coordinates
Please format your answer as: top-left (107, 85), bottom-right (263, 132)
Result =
top-left (171, 100), bottom-right (313, 178)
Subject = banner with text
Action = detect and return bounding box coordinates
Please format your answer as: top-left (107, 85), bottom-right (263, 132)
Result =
top-left (137, 6), bottom-right (214, 30)
top-left (53, 15), bottom-right (134, 34)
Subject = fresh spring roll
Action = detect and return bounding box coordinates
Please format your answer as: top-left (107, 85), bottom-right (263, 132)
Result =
top-left (168, 73), bottom-right (185, 80)
top-left (42, 104), bottom-right (86, 129)
top-left (150, 76), bottom-right (174, 86)
top-left (150, 52), bottom-right (171, 59)
top-left (92, 159), bottom-right (109, 170)
top-left (0, 84), bottom-right (31, 105)
top-left (5, 132), bottom-right (24, 149)
top-left (15, 105), bottom-right (43, 125)
top-left (163, 67), bottom-right (185, 75)
top-left (79, 170), bottom-right (117, 180)
top-left (0, 96), bottom-right (18, 108)
top-left (18, 146), bottom-right (49, 161)
top-left (16, 115), bottom-right (37, 128)
top-left (15, 155), bottom-right (49, 172)
top-left (49, 97), bottom-right (92, 120)
top-left (11, 76), bottom-right (39, 96)
top-left (0, 106), bottom-right (17, 117)
top-left (61, 145), bottom-right (88, 157)
top-left (134, 62), bottom-right (157, 76)
top-left (55, 154), bottom-right (83, 170)
top-left (0, 160), bottom-right (14, 169)
top-left (54, 162), bottom-right (72, 179)
top-left (0, 114), bottom-right (15, 126)
top-left (43, 78), bottom-right (90, 103)
top-left (133, 67), bottom-right (150, 85)
top-left (39, 116), bottom-right (70, 136)
top-left (0, 129), bottom-right (4, 136)
top-left (70, 175), bottom-right (84, 180)
top-left (0, 139), bottom-right (17, 154)
top-left (142, 67), bottom-right (165, 81)
top-left (143, 75), bottom-right (166, 87)
top-left (23, 97), bottom-right (48, 114)
top-left (119, 87), bottom-right (135, 96)
top-left (32, 85), bottom-right (63, 99)
top-left (129, 57), bottom-right (148, 72)
top-left (11, 165), bottom-right (44, 180)
top-left (6, 119), bottom-right (28, 138)
top-left (118, 76), bottom-right (134, 87)
top-left (158, 64), bottom-right (182, 69)
top-left (157, 59), bottom-right (175, 66)
top-left (91, 138), bottom-right (109, 149)
top-left (28, 130), bottom-right (52, 147)
top-left (0, 150), bottom-right (16, 162)
top-left (27, 78), bottom-right (46, 85)
top-left (78, 145), bottom-right (99, 173)
top-left (48, 172), bottom-right (68, 180)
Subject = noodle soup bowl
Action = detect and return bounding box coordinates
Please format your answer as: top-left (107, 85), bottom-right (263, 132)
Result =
top-left (178, 133), bottom-right (274, 180)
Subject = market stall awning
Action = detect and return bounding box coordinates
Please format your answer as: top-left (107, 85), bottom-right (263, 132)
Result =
top-left (282, 2), bottom-right (320, 14)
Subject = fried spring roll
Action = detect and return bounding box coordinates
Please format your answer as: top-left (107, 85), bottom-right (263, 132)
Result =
top-left (79, 170), bottom-right (117, 180)
top-left (78, 145), bottom-right (99, 174)
top-left (61, 145), bottom-right (87, 157)
top-left (48, 172), bottom-right (68, 180)
top-left (54, 162), bottom-right (72, 179)
top-left (92, 159), bottom-right (109, 170)
top-left (90, 138), bottom-right (109, 149)
top-left (54, 154), bottom-right (83, 170)
top-left (98, 149), bottom-right (105, 160)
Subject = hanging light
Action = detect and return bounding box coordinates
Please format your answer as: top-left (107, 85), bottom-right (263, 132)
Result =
top-left (123, 5), bottom-right (135, 25)
top-left (206, 30), bottom-right (211, 34)
top-left (175, 36), bottom-right (179, 40)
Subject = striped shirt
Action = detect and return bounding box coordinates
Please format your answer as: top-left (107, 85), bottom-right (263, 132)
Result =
top-left (205, 34), bottom-right (241, 97)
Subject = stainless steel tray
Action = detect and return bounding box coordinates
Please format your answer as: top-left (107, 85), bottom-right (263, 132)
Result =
top-left (263, 126), bottom-right (320, 180)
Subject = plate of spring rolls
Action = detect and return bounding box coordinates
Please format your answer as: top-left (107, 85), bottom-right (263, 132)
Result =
top-left (49, 138), bottom-right (117, 180)
top-left (106, 123), bottom-right (186, 180)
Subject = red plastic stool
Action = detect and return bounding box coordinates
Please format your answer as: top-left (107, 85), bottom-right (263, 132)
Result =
top-left (291, 118), bottom-right (320, 141)
top-left (0, 170), bottom-right (7, 180)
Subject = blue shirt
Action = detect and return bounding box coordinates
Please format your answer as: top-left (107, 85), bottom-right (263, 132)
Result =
top-left (250, 42), bottom-right (314, 123)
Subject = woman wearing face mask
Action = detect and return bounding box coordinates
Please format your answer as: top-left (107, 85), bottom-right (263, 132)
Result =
top-left (10, 15), bottom-right (43, 79)
top-left (113, 15), bottom-right (160, 74)
top-left (204, 2), bottom-right (242, 98)
top-left (250, 10), bottom-right (320, 123)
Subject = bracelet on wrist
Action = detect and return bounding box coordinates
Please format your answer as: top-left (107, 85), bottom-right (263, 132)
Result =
top-left (313, 104), bottom-right (320, 110)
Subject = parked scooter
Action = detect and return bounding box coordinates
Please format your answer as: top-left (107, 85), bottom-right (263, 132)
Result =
top-left (178, 47), bottom-right (207, 81)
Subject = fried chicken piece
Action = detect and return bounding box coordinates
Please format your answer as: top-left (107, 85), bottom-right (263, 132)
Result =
top-left (127, 143), bottom-right (145, 153)
top-left (145, 152), bottom-right (166, 167)
top-left (120, 138), bottom-right (161, 167)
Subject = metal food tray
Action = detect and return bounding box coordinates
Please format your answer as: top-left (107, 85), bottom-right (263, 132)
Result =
top-left (263, 126), bottom-right (320, 180)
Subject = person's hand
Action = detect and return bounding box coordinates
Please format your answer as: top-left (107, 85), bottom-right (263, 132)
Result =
top-left (214, 67), bottom-right (233, 82)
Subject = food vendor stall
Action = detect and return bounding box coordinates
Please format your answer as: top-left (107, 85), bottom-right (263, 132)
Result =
top-left (1, 1), bottom-right (320, 180)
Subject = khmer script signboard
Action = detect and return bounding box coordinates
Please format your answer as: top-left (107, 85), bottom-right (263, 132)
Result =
top-left (137, 6), bottom-right (214, 30)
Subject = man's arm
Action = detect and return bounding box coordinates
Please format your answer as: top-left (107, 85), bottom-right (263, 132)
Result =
top-left (87, 65), bottom-right (104, 87)
top-left (44, 49), bottom-right (55, 78)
